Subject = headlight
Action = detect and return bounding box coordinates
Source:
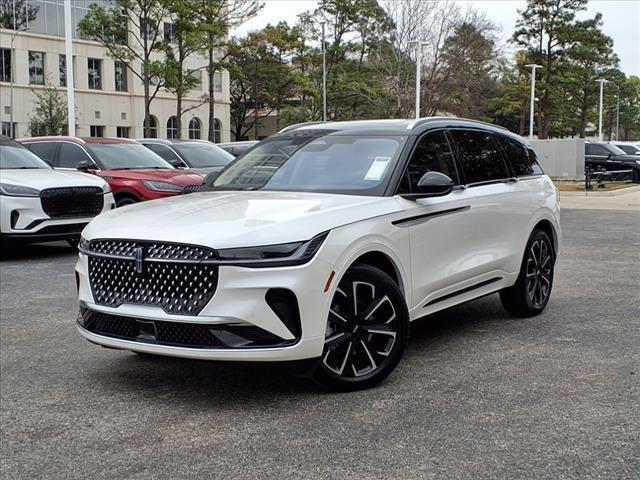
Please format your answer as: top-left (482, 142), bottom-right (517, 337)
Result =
top-left (0, 183), bottom-right (41, 197)
top-left (103, 183), bottom-right (112, 194)
top-left (78, 237), bottom-right (90, 253)
top-left (217, 231), bottom-right (329, 267)
top-left (635, 160), bottom-right (640, 165)
top-left (142, 180), bottom-right (183, 193)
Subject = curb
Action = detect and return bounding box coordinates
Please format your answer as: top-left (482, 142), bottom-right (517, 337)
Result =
top-left (559, 185), bottom-right (640, 197)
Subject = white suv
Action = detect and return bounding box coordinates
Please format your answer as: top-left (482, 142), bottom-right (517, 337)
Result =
top-left (1, 136), bottom-right (115, 245)
top-left (76, 118), bottom-right (560, 390)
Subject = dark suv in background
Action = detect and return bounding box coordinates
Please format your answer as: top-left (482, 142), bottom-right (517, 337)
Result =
top-left (137, 139), bottom-right (234, 175)
top-left (585, 142), bottom-right (640, 182)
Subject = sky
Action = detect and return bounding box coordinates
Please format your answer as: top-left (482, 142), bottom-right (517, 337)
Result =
top-left (232, 0), bottom-right (640, 77)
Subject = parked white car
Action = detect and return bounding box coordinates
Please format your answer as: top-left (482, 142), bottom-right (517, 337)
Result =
top-left (76, 118), bottom-right (560, 390)
top-left (0, 136), bottom-right (115, 245)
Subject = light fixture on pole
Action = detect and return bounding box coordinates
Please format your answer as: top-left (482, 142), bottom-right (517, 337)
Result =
top-left (320, 21), bottom-right (327, 122)
top-left (409, 40), bottom-right (428, 119)
top-left (596, 78), bottom-right (607, 141)
top-left (64, 0), bottom-right (76, 136)
top-left (524, 64), bottom-right (542, 140)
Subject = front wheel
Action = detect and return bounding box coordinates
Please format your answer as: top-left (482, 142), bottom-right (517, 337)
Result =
top-left (500, 229), bottom-right (555, 317)
top-left (313, 265), bottom-right (409, 391)
top-left (115, 196), bottom-right (138, 208)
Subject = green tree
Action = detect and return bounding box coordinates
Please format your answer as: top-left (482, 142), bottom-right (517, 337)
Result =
top-left (0, 0), bottom-right (38, 29)
top-left (194, 0), bottom-right (260, 141)
top-left (162, 0), bottom-right (208, 139)
top-left (513, 0), bottom-right (588, 138)
top-left (615, 75), bottom-right (640, 141)
top-left (227, 25), bottom-right (303, 140)
top-left (27, 83), bottom-right (68, 136)
top-left (78, 0), bottom-right (168, 137)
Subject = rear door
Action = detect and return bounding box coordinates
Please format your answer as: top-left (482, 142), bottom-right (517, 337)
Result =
top-left (447, 129), bottom-right (529, 278)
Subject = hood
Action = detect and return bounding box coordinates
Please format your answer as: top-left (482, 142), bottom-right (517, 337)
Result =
top-left (83, 191), bottom-right (402, 248)
top-left (614, 154), bottom-right (640, 162)
top-left (98, 169), bottom-right (205, 186)
top-left (0, 168), bottom-right (108, 191)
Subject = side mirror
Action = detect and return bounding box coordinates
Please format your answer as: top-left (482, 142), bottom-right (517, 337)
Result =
top-left (607, 153), bottom-right (613, 159)
top-left (168, 158), bottom-right (185, 168)
top-left (77, 159), bottom-right (97, 171)
top-left (402, 172), bottom-right (454, 199)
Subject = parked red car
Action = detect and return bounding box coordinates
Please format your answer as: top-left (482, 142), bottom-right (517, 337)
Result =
top-left (19, 137), bottom-right (205, 206)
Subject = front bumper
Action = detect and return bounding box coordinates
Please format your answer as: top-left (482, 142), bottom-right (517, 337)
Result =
top-left (75, 251), bottom-right (334, 362)
top-left (1, 193), bottom-right (115, 242)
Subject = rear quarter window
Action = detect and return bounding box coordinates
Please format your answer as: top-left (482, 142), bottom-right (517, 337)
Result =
top-left (449, 129), bottom-right (509, 184)
top-left (495, 135), bottom-right (543, 177)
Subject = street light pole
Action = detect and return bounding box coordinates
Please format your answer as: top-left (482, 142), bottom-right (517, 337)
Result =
top-left (410, 41), bottom-right (428, 119)
top-left (321, 21), bottom-right (327, 122)
top-left (64, 0), bottom-right (76, 136)
top-left (596, 79), bottom-right (608, 141)
top-left (525, 64), bottom-right (542, 140)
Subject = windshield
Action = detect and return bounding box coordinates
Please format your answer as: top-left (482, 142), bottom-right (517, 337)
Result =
top-left (211, 133), bottom-right (405, 195)
top-left (606, 144), bottom-right (626, 155)
top-left (173, 142), bottom-right (234, 168)
top-left (87, 144), bottom-right (174, 170)
top-left (0, 142), bottom-right (51, 170)
top-left (617, 144), bottom-right (640, 155)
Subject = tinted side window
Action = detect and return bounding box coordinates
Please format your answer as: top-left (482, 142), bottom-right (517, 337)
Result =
top-left (496, 135), bottom-right (543, 176)
top-left (28, 142), bottom-right (57, 164)
top-left (398, 131), bottom-right (457, 194)
top-left (147, 144), bottom-right (181, 163)
top-left (59, 143), bottom-right (94, 168)
top-left (450, 130), bottom-right (509, 184)
top-left (586, 144), bottom-right (608, 156)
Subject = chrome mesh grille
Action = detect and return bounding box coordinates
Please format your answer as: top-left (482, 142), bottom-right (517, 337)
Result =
top-left (89, 240), bottom-right (216, 260)
top-left (40, 187), bottom-right (103, 218)
top-left (87, 240), bottom-right (218, 315)
top-left (182, 184), bottom-right (201, 194)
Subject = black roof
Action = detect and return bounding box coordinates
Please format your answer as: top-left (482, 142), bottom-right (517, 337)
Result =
top-left (279, 117), bottom-right (526, 143)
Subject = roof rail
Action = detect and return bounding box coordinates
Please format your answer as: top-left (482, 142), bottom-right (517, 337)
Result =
top-left (407, 116), bottom-right (509, 131)
top-left (278, 121), bottom-right (326, 133)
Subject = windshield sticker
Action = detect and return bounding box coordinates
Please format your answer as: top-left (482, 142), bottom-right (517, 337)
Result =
top-left (364, 156), bottom-right (391, 181)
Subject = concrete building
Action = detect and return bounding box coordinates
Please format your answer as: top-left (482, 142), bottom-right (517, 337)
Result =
top-left (0, 0), bottom-right (230, 142)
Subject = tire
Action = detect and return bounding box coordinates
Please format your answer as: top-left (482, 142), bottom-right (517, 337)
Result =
top-left (312, 265), bottom-right (409, 391)
top-left (500, 229), bottom-right (555, 317)
top-left (116, 196), bottom-right (138, 208)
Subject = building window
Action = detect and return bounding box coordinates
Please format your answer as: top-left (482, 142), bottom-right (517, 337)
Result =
top-left (116, 126), bottom-right (130, 138)
top-left (213, 71), bottom-right (222, 92)
top-left (214, 118), bottom-right (221, 143)
top-left (114, 61), bottom-right (127, 92)
top-left (189, 69), bottom-right (202, 90)
top-left (167, 116), bottom-right (178, 139)
top-left (1, 122), bottom-right (17, 138)
top-left (59, 54), bottom-right (66, 86)
top-left (148, 115), bottom-right (158, 138)
top-left (90, 125), bottom-right (104, 137)
top-left (1, 48), bottom-right (11, 82)
top-left (140, 19), bottom-right (156, 41)
top-left (164, 22), bottom-right (177, 43)
top-left (88, 58), bottom-right (102, 89)
top-left (188, 118), bottom-right (201, 140)
top-left (29, 51), bottom-right (45, 85)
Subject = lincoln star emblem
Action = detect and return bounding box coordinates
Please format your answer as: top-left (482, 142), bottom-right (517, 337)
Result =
top-left (134, 247), bottom-right (144, 274)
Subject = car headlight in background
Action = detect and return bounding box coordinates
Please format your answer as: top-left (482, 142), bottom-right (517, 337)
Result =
top-left (0, 183), bottom-right (41, 197)
top-left (217, 231), bottom-right (329, 267)
top-left (142, 180), bottom-right (183, 193)
top-left (635, 160), bottom-right (640, 165)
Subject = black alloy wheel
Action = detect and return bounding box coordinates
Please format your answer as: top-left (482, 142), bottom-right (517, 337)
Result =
top-left (313, 265), bottom-right (409, 391)
top-left (500, 229), bottom-right (555, 317)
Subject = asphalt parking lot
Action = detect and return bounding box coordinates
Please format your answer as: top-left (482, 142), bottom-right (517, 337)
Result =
top-left (1, 208), bottom-right (639, 480)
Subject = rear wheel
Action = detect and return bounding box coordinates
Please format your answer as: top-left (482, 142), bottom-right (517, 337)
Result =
top-left (313, 265), bottom-right (409, 391)
top-left (500, 229), bottom-right (555, 317)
